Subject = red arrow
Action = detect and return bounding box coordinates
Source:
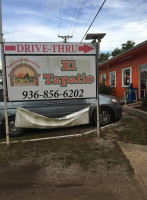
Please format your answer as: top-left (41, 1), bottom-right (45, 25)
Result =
top-left (79, 44), bottom-right (94, 53)
top-left (5, 45), bottom-right (16, 51)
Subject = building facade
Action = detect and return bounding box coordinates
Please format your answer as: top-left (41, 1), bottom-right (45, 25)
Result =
top-left (99, 41), bottom-right (147, 99)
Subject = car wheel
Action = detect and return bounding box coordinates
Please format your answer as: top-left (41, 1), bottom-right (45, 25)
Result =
top-left (93, 107), bottom-right (114, 126)
top-left (3, 116), bottom-right (25, 137)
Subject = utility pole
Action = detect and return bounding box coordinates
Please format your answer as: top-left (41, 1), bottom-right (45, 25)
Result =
top-left (58, 35), bottom-right (73, 43)
top-left (0, 0), bottom-right (10, 146)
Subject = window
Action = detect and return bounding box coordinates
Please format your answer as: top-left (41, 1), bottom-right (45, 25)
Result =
top-left (140, 64), bottom-right (147, 98)
top-left (101, 74), bottom-right (106, 84)
top-left (110, 71), bottom-right (116, 87)
top-left (122, 67), bottom-right (132, 87)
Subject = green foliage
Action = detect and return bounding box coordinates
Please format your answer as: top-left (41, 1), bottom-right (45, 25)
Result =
top-left (121, 40), bottom-right (135, 52)
top-left (111, 47), bottom-right (122, 57)
top-left (100, 40), bottom-right (136, 62)
top-left (99, 52), bottom-right (111, 63)
top-left (142, 96), bottom-right (147, 107)
top-left (99, 83), bottom-right (116, 95)
top-left (111, 40), bottom-right (135, 57)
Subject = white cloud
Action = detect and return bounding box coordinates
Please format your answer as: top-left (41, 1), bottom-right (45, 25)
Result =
top-left (4, 25), bottom-right (59, 42)
top-left (83, 20), bottom-right (147, 51)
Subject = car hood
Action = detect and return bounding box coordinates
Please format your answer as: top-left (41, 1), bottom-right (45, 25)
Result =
top-left (99, 94), bottom-right (116, 100)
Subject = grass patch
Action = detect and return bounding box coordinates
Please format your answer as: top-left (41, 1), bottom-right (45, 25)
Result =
top-left (117, 114), bottom-right (147, 145)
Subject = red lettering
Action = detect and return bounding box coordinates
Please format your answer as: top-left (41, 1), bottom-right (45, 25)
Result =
top-left (61, 76), bottom-right (69, 87)
top-left (69, 76), bottom-right (77, 84)
top-left (71, 61), bottom-right (76, 70)
top-left (35, 44), bottom-right (42, 53)
top-left (77, 73), bottom-right (86, 83)
top-left (87, 76), bottom-right (94, 83)
top-left (77, 74), bottom-right (82, 83)
top-left (31, 44), bottom-right (35, 52)
top-left (82, 73), bottom-right (86, 83)
top-left (53, 76), bottom-right (61, 85)
top-left (43, 73), bottom-right (94, 87)
top-left (61, 60), bottom-right (77, 71)
top-left (43, 74), bottom-right (53, 84)
top-left (17, 44), bottom-right (24, 52)
top-left (25, 44), bottom-right (31, 52)
top-left (51, 45), bottom-right (57, 52)
top-left (65, 45), bottom-right (71, 53)
top-left (72, 45), bottom-right (78, 53)
top-left (43, 44), bottom-right (48, 52)
top-left (58, 45), bottom-right (64, 53)
top-left (61, 61), bottom-right (70, 71)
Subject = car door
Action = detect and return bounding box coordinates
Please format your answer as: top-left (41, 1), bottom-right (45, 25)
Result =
top-left (24, 100), bottom-right (58, 118)
top-left (57, 99), bottom-right (90, 117)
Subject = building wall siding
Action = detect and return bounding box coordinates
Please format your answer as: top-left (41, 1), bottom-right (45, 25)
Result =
top-left (99, 51), bottom-right (147, 98)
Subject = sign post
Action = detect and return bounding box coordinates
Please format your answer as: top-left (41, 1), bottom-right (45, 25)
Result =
top-left (0, 0), bottom-right (10, 146)
top-left (85, 33), bottom-right (106, 137)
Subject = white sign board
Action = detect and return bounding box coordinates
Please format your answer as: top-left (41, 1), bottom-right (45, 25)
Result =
top-left (4, 42), bottom-right (96, 101)
top-left (4, 42), bottom-right (96, 55)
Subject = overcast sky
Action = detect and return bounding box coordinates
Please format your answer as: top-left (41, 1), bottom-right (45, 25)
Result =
top-left (1, 0), bottom-right (147, 52)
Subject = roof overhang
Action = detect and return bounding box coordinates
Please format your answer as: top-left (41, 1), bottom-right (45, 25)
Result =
top-left (99, 40), bottom-right (147, 70)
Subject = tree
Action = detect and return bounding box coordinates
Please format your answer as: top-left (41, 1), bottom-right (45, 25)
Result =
top-left (111, 48), bottom-right (122, 57)
top-left (121, 40), bottom-right (135, 52)
top-left (99, 40), bottom-right (136, 62)
top-left (111, 40), bottom-right (135, 57)
top-left (99, 52), bottom-right (111, 63)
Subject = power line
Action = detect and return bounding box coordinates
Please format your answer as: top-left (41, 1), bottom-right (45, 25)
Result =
top-left (59, 0), bottom-right (63, 35)
top-left (78, 0), bottom-right (100, 41)
top-left (80, 0), bottom-right (107, 42)
top-left (71, 0), bottom-right (89, 36)
top-left (70, 0), bottom-right (86, 36)
top-left (68, 0), bottom-right (80, 35)
top-left (74, 0), bottom-right (89, 33)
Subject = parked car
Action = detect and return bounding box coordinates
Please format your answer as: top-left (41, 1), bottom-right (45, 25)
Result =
top-left (0, 87), bottom-right (122, 137)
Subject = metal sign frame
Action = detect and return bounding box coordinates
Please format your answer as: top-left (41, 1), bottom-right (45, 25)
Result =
top-left (4, 42), bottom-right (97, 102)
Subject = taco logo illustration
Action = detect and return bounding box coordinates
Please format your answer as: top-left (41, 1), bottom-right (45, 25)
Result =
top-left (8, 63), bottom-right (41, 86)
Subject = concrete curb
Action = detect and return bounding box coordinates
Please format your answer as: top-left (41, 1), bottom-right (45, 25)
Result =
top-left (0, 121), bottom-right (121, 145)
top-left (123, 105), bottom-right (147, 118)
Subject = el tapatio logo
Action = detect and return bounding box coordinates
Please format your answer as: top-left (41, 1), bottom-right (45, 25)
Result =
top-left (8, 63), bottom-right (41, 86)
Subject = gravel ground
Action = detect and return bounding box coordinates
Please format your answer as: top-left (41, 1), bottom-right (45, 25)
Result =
top-left (0, 111), bottom-right (146, 200)
top-left (0, 139), bottom-right (145, 200)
